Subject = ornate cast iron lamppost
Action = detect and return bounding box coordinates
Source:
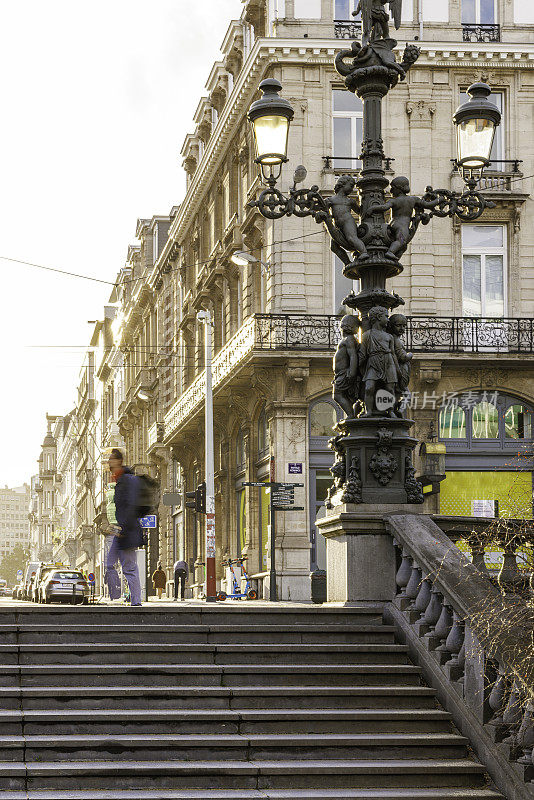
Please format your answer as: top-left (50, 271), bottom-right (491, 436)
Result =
top-left (248, 2), bottom-right (501, 506)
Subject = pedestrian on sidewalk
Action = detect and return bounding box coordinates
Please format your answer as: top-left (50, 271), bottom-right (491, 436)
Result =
top-left (152, 562), bottom-right (167, 599)
top-left (173, 559), bottom-right (188, 601)
top-left (104, 448), bottom-right (144, 607)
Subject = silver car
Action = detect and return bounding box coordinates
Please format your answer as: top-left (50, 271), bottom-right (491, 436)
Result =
top-left (40, 571), bottom-right (89, 604)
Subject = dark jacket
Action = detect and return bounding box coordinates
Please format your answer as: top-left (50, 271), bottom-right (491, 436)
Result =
top-left (174, 560), bottom-right (188, 578)
top-left (114, 467), bottom-right (144, 550)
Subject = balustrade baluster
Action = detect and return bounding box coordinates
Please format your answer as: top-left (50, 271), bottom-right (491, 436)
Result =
top-left (414, 577), bottom-right (432, 615)
top-left (422, 588), bottom-right (444, 646)
top-left (395, 547), bottom-right (412, 601)
top-left (517, 702), bottom-right (534, 765)
top-left (502, 678), bottom-right (523, 746)
top-left (445, 613), bottom-right (465, 667)
top-left (488, 664), bottom-right (511, 727)
top-left (405, 562), bottom-right (423, 611)
top-left (497, 539), bottom-right (525, 598)
top-left (468, 541), bottom-right (490, 576)
top-left (435, 602), bottom-right (454, 656)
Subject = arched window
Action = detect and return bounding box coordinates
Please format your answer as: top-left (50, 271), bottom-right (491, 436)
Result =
top-left (472, 401), bottom-right (499, 439)
top-left (505, 405), bottom-right (533, 439)
top-left (439, 405), bottom-right (466, 439)
top-left (310, 401), bottom-right (338, 437)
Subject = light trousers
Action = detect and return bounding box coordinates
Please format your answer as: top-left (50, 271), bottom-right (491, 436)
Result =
top-left (105, 535), bottom-right (142, 605)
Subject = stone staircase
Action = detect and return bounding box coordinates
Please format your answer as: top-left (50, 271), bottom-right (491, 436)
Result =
top-left (0, 604), bottom-right (505, 800)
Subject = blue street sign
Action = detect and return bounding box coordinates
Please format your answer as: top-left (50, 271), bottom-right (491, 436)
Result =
top-left (139, 514), bottom-right (157, 529)
top-left (16, 570), bottom-right (23, 580)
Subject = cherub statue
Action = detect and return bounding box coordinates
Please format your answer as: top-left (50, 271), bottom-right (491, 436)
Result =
top-left (359, 305), bottom-right (399, 416)
top-left (332, 314), bottom-right (361, 418)
top-left (356, 0), bottom-right (402, 46)
top-left (387, 313), bottom-right (412, 417)
top-left (325, 175), bottom-right (368, 265)
top-left (369, 176), bottom-right (442, 260)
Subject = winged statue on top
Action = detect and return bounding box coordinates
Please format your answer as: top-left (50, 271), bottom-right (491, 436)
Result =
top-left (356, 0), bottom-right (402, 45)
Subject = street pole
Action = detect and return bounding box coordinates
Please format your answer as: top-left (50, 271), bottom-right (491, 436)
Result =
top-left (269, 495), bottom-right (276, 602)
top-left (198, 310), bottom-right (217, 601)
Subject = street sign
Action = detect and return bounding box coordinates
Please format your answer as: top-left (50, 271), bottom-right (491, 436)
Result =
top-left (16, 570), bottom-right (23, 581)
top-left (288, 463), bottom-right (303, 474)
top-left (162, 492), bottom-right (182, 507)
top-left (273, 506), bottom-right (304, 511)
top-left (139, 514), bottom-right (157, 529)
top-left (243, 481), bottom-right (270, 487)
top-left (206, 513), bottom-right (216, 559)
top-left (87, 572), bottom-right (95, 583)
top-left (274, 482), bottom-right (304, 488)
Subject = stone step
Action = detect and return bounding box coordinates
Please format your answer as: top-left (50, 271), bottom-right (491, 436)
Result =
top-left (0, 624), bottom-right (396, 645)
top-left (0, 663), bottom-right (423, 688)
top-left (0, 643), bottom-right (411, 666)
top-left (0, 759), bottom-right (488, 790)
top-left (2, 606), bottom-right (385, 627)
top-left (3, 708), bottom-right (455, 736)
top-left (0, 685), bottom-right (437, 711)
top-left (0, 733), bottom-right (469, 763)
top-left (0, 790), bottom-right (505, 800)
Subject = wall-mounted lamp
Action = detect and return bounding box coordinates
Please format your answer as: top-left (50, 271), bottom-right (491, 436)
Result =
top-left (230, 251), bottom-right (270, 276)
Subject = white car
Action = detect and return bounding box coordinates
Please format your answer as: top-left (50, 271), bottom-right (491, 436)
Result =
top-left (40, 570), bottom-right (89, 604)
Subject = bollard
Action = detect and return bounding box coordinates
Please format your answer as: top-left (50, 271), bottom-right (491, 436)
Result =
top-left (310, 569), bottom-right (327, 604)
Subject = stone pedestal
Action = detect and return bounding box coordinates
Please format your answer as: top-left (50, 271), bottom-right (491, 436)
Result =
top-left (328, 416), bottom-right (424, 507)
top-left (316, 508), bottom-right (424, 603)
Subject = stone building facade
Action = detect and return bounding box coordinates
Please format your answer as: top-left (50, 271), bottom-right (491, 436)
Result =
top-left (29, 0), bottom-right (534, 600)
top-left (155, 0), bottom-right (534, 598)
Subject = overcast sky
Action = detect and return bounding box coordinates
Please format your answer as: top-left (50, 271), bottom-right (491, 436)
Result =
top-left (0, 0), bottom-right (243, 488)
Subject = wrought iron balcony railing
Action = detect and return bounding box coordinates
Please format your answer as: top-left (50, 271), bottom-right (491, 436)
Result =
top-left (163, 314), bottom-right (534, 438)
top-left (406, 316), bottom-right (534, 353)
top-left (323, 156), bottom-right (395, 172)
top-left (334, 19), bottom-right (362, 38)
top-left (462, 23), bottom-right (500, 42)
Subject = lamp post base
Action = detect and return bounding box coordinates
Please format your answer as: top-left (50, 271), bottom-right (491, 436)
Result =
top-left (328, 416), bottom-right (424, 507)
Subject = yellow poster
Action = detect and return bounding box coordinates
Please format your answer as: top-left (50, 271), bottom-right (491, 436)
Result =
top-left (238, 489), bottom-right (247, 554)
top-left (440, 471), bottom-right (533, 520)
top-left (260, 487), bottom-right (270, 569)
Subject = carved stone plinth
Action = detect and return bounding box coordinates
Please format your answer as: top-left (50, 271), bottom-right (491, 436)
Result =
top-left (327, 416), bottom-right (424, 507)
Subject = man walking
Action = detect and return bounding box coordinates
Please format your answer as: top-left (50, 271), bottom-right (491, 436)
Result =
top-left (173, 558), bottom-right (188, 601)
top-left (105, 448), bottom-right (144, 607)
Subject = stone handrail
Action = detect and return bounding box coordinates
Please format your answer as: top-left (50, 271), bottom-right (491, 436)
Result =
top-left (385, 513), bottom-right (534, 791)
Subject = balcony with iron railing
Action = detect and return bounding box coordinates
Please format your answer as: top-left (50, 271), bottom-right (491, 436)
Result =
top-left (452, 159), bottom-right (523, 193)
top-left (163, 313), bottom-right (534, 439)
top-left (462, 23), bottom-right (500, 42)
top-left (323, 156), bottom-right (395, 174)
top-left (334, 18), bottom-right (362, 38)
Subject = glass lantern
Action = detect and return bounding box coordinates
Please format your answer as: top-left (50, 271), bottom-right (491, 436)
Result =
top-left (453, 83), bottom-right (501, 183)
top-left (248, 78), bottom-right (294, 184)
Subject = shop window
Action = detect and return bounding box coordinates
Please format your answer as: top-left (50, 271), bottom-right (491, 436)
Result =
top-left (505, 405), bottom-right (533, 439)
top-left (462, 225), bottom-right (506, 317)
top-left (333, 89), bottom-right (363, 170)
top-left (439, 405), bottom-right (466, 439)
top-left (310, 401), bottom-right (337, 437)
top-left (472, 401), bottom-right (499, 439)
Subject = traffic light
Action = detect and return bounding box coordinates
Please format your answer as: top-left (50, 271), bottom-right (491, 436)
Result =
top-left (185, 482), bottom-right (206, 514)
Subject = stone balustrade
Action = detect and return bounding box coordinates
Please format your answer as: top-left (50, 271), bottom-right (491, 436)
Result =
top-left (385, 513), bottom-right (534, 797)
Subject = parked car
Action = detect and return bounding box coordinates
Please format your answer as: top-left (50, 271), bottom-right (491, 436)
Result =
top-left (40, 570), bottom-right (89, 604)
top-left (12, 583), bottom-right (23, 599)
top-left (31, 564), bottom-right (57, 603)
top-left (22, 562), bottom-right (40, 600)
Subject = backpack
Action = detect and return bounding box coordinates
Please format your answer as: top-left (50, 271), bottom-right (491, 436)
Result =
top-left (136, 474), bottom-right (159, 518)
